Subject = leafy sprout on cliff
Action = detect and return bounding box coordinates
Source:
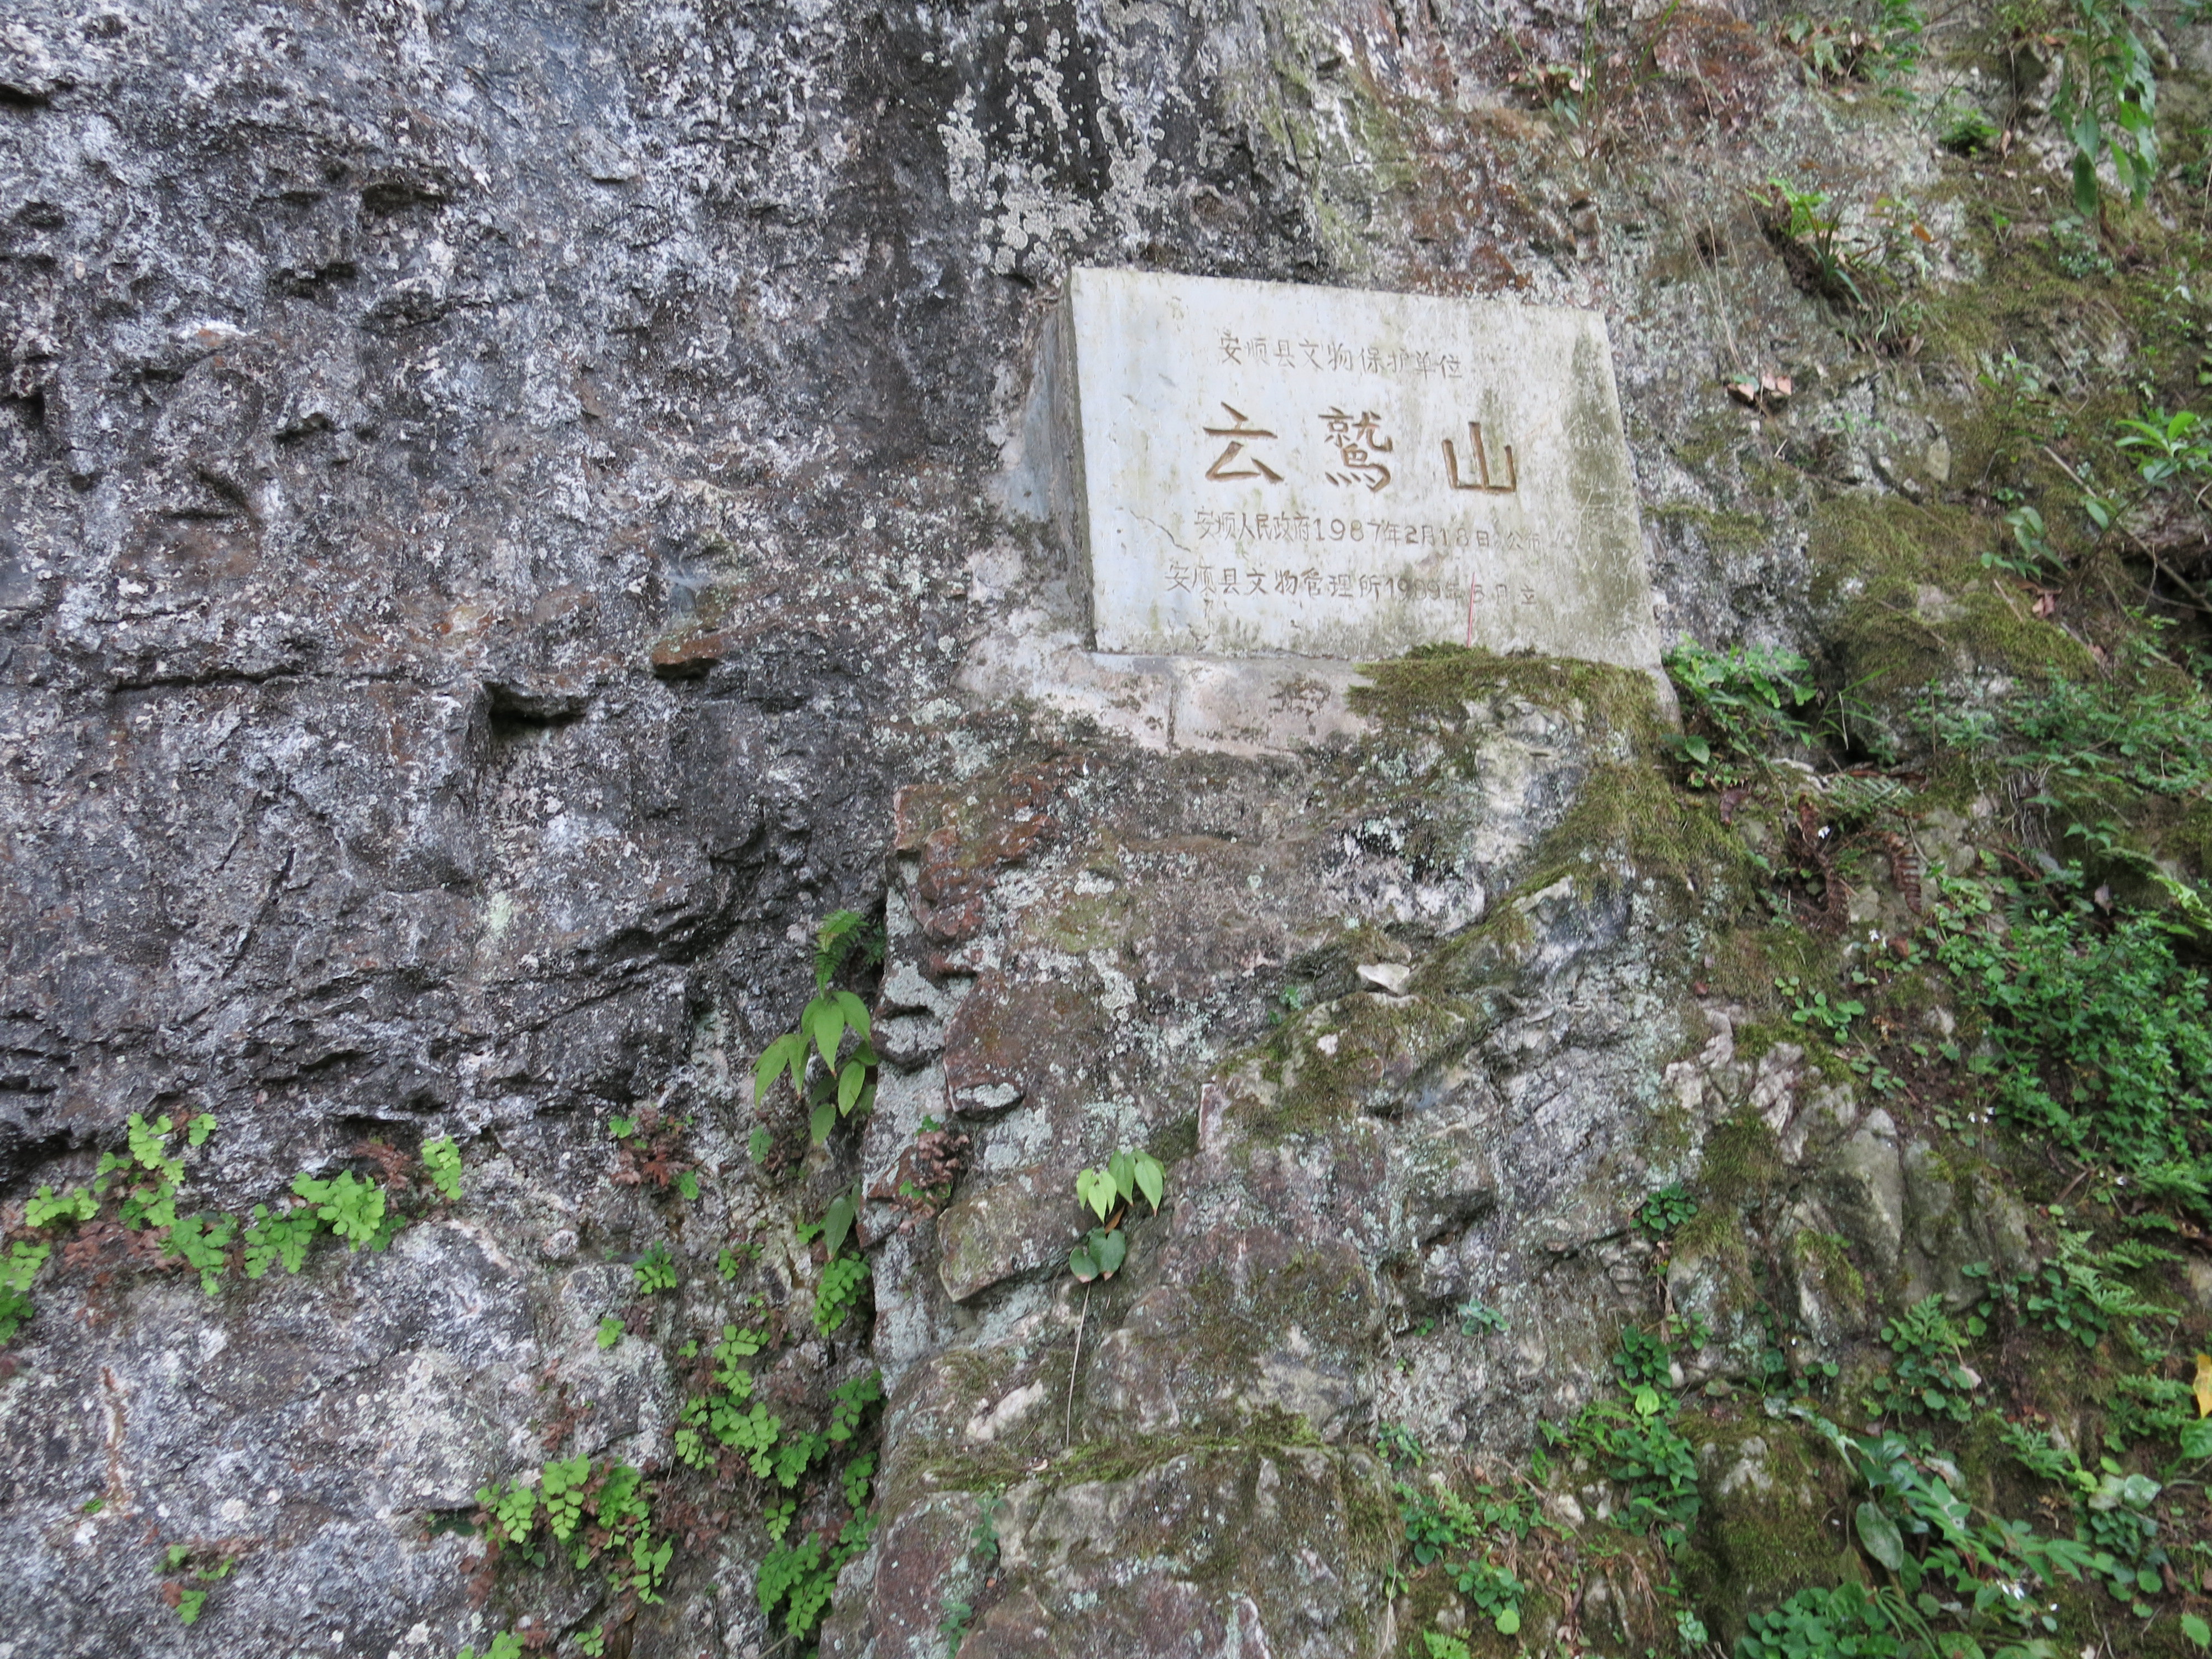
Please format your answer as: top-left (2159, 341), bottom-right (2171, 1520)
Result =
top-left (754, 910), bottom-right (885, 1146)
top-left (1662, 637), bottom-right (1818, 789)
top-left (1068, 1150), bottom-right (1164, 1283)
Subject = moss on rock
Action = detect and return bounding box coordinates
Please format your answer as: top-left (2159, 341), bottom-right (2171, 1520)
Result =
top-left (1678, 1415), bottom-right (1862, 1643)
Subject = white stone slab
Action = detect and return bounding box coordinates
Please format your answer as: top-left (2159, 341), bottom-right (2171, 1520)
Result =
top-left (1060, 267), bottom-right (1662, 670)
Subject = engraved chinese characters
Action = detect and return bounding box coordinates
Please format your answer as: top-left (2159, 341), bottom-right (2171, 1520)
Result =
top-left (1062, 267), bottom-right (1662, 671)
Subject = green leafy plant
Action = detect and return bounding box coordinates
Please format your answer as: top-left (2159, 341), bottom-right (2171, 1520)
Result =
top-left (1938, 99), bottom-right (2000, 154)
top-left (1931, 875), bottom-right (2212, 1213)
top-left (159, 1543), bottom-right (235, 1626)
top-left (806, 1184), bottom-right (870, 1334)
top-left (1776, 0), bottom-right (1921, 86)
top-left (1421, 1632), bottom-right (1471, 1659)
top-left (1987, 502), bottom-right (2062, 578)
top-left (1376, 1421), bottom-right (1426, 1468)
top-left (25, 1185), bottom-right (96, 1228)
top-left (2049, 0), bottom-right (2159, 224)
top-left (96, 1112), bottom-right (196, 1230)
top-left (1776, 974), bottom-right (1866, 1043)
top-left (1545, 1387), bottom-right (1700, 1547)
top-left (290, 1170), bottom-right (396, 1250)
top-left (1448, 1557), bottom-right (1527, 1635)
top-left (2020, 1230), bottom-right (2172, 1350)
top-left (754, 910), bottom-right (883, 1146)
top-left (241, 1202), bottom-right (324, 1278)
top-left (1663, 637), bottom-right (1817, 787)
top-left (1635, 1183), bottom-right (1699, 1238)
top-left (1076, 1149), bottom-right (1165, 1221)
top-left (754, 1412), bottom-right (879, 1643)
top-left (421, 1136), bottom-right (463, 1201)
top-left (596, 1315), bottom-right (625, 1351)
top-left (1754, 180), bottom-right (1864, 307)
top-left (1796, 1408), bottom-right (2116, 1646)
top-left (1611, 1326), bottom-right (1675, 1391)
top-left (1067, 1227), bottom-right (1126, 1283)
top-left (633, 1241), bottom-right (677, 1296)
top-left (1870, 1296), bottom-right (1981, 1423)
top-left (1738, 1579), bottom-right (1927, 1657)
top-left (473, 1455), bottom-right (670, 1604)
top-left (2105, 1369), bottom-right (2195, 1451)
top-left (162, 1212), bottom-right (237, 1296)
top-left (457, 1633), bottom-right (525, 1659)
top-left (1068, 1150), bottom-right (1165, 1282)
top-left (815, 1255), bottom-right (869, 1335)
top-left (1399, 1481), bottom-right (1483, 1566)
top-left (1456, 1297), bottom-right (1506, 1335)
top-left (0, 1240), bottom-right (50, 1342)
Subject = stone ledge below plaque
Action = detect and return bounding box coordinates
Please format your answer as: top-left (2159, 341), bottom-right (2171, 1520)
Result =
top-left (957, 632), bottom-right (1371, 757)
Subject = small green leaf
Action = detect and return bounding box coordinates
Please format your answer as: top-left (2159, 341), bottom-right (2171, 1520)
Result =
top-left (755, 1034), bottom-right (805, 1104)
top-left (1856, 1500), bottom-right (1906, 1572)
top-left (838, 1060), bottom-right (866, 1115)
top-left (1069, 1245), bottom-right (1098, 1281)
top-left (2179, 1610), bottom-right (2209, 1650)
top-left (833, 990), bottom-right (872, 1044)
top-left (1493, 1607), bottom-right (1520, 1636)
top-left (1091, 1229), bottom-right (1126, 1277)
top-left (810, 1102), bottom-right (837, 1145)
top-left (823, 1194), bottom-right (855, 1261)
top-left (1108, 1150), bottom-right (1135, 1203)
top-left (1133, 1152), bottom-right (1165, 1212)
top-left (805, 995), bottom-right (847, 1067)
top-left (1077, 1167), bottom-right (1114, 1222)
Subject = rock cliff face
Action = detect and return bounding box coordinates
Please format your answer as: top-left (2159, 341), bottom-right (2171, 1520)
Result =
top-left (8, 0), bottom-right (2212, 1656)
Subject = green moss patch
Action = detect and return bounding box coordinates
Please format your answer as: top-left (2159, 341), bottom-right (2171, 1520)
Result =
top-left (1350, 644), bottom-right (1667, 747)
top-left (1812, 496), bottom-right (2095, 709)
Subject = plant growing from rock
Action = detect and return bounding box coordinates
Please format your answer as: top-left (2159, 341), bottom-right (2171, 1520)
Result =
top-left (1929, 871), bottom-right (2212, 1216)
top-left (158, 1542), bottom-right (235, 1626)
top-left (753, 909), bottom-right (883, 1147)
top-left (2048, 0), bottom-right (2159, 226)
top-left (1545, 1387), bottom-right (1700, 1548)
top-left (632, 1241), bottom-right (677, 1295)
top-left (1796, 1408), bottom-right (2121, 1645)
top-left (1068, 1149), bottom-right (1164, 1282)
top-left (1632, 1182), bottom-right (1698, 1240)
top-left (1455, 1297), bottom-right (1507, 1335)
top-left (420, 1135), bottom-right (463, 1201)
top-left (1662, 637), bottom-right (1817, 790)
top-left (807, 1183), bottom-right (869, 1335)
top-left (1869, 1295), bottom-right (1981, 1424)
top-left (1449, 1556), bottom-right (1526, 1636)
top-left (473, 1454), bottom-right (672, 1603)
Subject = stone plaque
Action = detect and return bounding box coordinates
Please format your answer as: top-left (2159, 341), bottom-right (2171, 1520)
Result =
top-left (1060, 267), bottom-right (1662, 670)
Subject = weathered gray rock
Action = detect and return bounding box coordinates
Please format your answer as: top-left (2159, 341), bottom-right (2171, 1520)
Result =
top-left (0, 0), bottom-right (2030, 1652)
